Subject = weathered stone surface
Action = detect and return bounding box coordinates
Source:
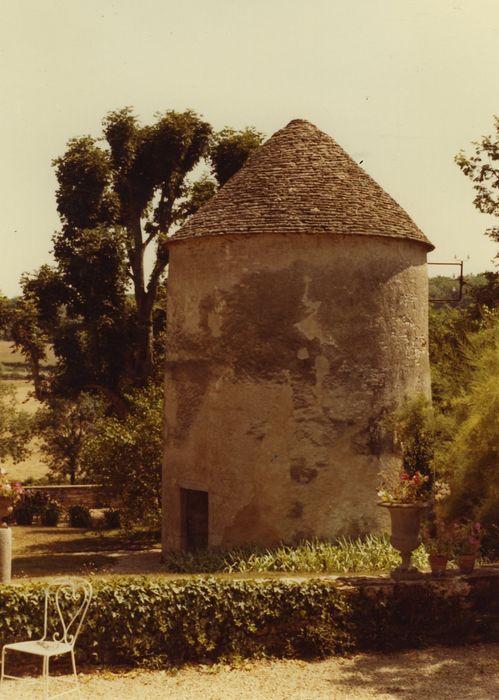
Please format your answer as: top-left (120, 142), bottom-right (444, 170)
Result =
top-left (162, 232), bottom-right (431, 551)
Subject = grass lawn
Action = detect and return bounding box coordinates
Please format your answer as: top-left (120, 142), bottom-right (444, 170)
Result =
top-left (9, 525), bottom-right (415, 580)
top-left (11, 525), bottom-right (161, 579)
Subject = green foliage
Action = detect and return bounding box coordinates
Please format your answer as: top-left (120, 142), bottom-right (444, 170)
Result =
top-left (80, 383), bottom-right (162, 525)
top-left (0, 576), bottom-right (495, 668)
top-left (209, 127), bottom-right (264, 186)
top-left (49, 108), bottom-right (213, 392)
top-left (0, 578), bottom-right (352, 666)
top-left (39, 498), bottom-right (63, 526)
top-left (68, 504), bottom-right (92, 529)
top-left (428, 272), bottom-right (497, 309)
top-left (469, 271), bottom-right (499, 313)
top-left (435, 312), bottom-right (499, 547)
top-left (173, 174), bottom-right (218, 222)
top-left (389, 395), bottom-right (436, 488)
top-left (12, 502), bottom-right (33, 525)
top-left (34, 394), bottom-right (104, 484)
top-left (429, 272), bottom-right (499, 413)
top-left (104, 508), bottom-right (121, 529)
top-left (11, 108), bottom-right (263, 411)
top-left (13, 490), bottom-right (51, 524)
top-left (161, 536), bottom-right (428, 575)
top-left (455, 115), bottom-right (499, 254)
top-left (0, 294), bottom-right (12, 340)
top-left (429, 306), bottom-right (475, 410)
top-left (0, 383), bottom-right (32, 463)
top-left (0, 289), bottom-right (52, 397)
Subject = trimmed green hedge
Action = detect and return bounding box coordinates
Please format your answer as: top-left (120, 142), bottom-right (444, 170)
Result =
top-left (0, 575), bottom-right (497, 668)
top-left (0, 578), bottom-right (352, 667)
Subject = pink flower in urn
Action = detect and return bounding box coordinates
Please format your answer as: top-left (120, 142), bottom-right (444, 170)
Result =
top-left (0, 470), bottom-right (23, 503)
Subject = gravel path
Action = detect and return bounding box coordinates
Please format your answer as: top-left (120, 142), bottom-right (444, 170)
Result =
top-left (2, 644), bottom-right (498, 699)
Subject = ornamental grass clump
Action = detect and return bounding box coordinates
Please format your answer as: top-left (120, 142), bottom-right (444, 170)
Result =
top-left (162, 536), bottom-right (428, 575)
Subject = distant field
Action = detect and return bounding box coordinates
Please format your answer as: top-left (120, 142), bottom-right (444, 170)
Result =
top-left (5, 446), bottom-right (49, 483)
top-left (0, 341), bottom-right (51, 481)
top-left (0, 340), bottom-right (55, 380)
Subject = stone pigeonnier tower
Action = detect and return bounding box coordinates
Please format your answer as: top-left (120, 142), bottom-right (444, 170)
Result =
top-left (162, 119), bottom-right (434, 553)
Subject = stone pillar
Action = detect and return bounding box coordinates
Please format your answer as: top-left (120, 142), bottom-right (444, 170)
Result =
top-left (0, 526), bottom-right (12, 583)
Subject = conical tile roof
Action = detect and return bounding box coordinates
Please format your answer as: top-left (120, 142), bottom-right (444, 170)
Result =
top-left (173, 119), bottom-right (434, 250)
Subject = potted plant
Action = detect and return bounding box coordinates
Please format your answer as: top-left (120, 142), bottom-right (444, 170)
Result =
top-left (0, 467), bottom-right (23, 522)
top-left (421, 515), bottom-right (453, 576)
top-left (377, 395), bottom-right (436, 578)
top-left (453, 521), bottom-right (482, 574)
top-left (378, 470), bottom-right (430, 577)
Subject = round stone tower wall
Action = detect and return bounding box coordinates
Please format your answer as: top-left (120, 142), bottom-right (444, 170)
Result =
top-left (162, 232), bottom-right (431, 551)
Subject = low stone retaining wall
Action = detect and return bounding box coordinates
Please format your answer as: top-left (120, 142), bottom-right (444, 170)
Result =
top-left (24, 485), bottom-right (119, 509)
top-left (336, 566), bottom-right (499, 649)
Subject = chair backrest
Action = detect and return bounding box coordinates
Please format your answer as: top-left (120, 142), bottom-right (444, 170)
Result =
top-left (41, 578), bottom-right (92, 647)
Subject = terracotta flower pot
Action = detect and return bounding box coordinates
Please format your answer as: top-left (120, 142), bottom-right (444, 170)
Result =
top-left (458, 554), bottom-right (476, 574)
top-left (428, 553), bottom-right (448, 576)
top-left (380, 502), bottom-right (427, 578)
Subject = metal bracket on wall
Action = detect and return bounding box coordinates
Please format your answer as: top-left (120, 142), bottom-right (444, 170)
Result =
top-left (428, 260), bottom-right (464, 303)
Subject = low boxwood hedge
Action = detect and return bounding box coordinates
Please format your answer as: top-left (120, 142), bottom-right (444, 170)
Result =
top-left (0, 574), bottom-right (497, 668)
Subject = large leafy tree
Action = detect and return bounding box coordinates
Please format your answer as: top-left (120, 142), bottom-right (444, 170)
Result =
top-left (455, 116), bottom-right (499, 258)
top-left (53, 108), bottom-right (213, 385)
top-left (80, 383), bottom-right (163, 524)
top-left (434, 312), bottom-right (499, 547)
top-left (35, 394), bottom-right (104, 484)
top-left (210, 127), bottom-right (263, 186)
top-left (0, 383), bottom-right (32, 464)
top-left (16, 110), bottom-right (263, 407)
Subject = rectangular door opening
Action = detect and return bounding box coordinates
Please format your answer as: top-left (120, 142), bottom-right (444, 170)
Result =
top-left (180, 488), bottom-right (209, 551)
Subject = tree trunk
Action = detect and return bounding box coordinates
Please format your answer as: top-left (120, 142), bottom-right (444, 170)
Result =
top-left (135, 299), bottom-right (154, 385)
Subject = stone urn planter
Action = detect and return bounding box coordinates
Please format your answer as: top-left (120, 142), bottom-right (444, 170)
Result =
top-left (0, 497), bottom-right (13, 584)
top-left (380, 502), bottom-right (427, 578)
top-left (0, 496), bottom-right (13, 522)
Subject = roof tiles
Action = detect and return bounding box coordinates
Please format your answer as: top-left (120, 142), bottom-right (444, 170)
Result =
top-left (173, 119), bottom-right (434, 250)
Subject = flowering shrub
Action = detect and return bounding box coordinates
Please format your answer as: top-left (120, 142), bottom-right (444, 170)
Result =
top-left (453, 521), bottom-right (483, 555)
top-left (0, 467), bottom-right (23, 503)
top-left (377, 470), bottom-right (430, 505)
top-left (433, 480), bottom-right (451, 503)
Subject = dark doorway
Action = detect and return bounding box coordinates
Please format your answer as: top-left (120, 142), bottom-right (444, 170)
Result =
top-left (180, 488), bottom-right (209, 551)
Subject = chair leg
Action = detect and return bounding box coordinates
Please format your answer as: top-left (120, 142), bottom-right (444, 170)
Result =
top-left (43, 655), bottom-right (49, 700)
top-left (0, 646), bottom-right (5, 690)
top-left (71, 650), bottom-right (81, 699)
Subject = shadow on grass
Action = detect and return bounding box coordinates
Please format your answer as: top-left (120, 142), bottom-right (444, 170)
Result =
top-left (13, 526), bottom-right (160, 556)
top-left (12, 553), bottom-right (116, 578)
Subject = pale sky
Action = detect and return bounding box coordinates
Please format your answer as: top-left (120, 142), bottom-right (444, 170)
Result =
top-left (1, 0), bottom-right (497, 297)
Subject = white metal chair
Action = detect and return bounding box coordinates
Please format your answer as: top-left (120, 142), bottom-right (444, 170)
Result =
top-left (1, 577), bottom-right (92, 699)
